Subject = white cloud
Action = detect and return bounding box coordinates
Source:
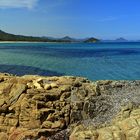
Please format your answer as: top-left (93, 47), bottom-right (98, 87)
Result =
top-left (0, 0), bottom-right (38, 9)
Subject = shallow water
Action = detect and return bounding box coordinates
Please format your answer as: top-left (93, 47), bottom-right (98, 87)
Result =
top-left (0, 42), bottom-right (140, 80)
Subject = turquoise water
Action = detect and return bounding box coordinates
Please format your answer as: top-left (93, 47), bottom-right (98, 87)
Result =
top-left (0, 42), bottom-right (140, 80)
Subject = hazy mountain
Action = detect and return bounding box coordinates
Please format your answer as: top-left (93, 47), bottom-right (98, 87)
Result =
top-left (102, 37), bottom-right (128, 42)
top-left (58, 36), bottom-right (76, 42)
top-left (115, 37), bottom-right (128, 42)
top-left (0, 30), bottom-right (100, 43)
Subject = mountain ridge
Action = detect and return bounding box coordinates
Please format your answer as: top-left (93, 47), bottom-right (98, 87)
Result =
top-left (0, 30), bottom-right (99, 43)
top-left (0, 30), bottom-right (51, 42)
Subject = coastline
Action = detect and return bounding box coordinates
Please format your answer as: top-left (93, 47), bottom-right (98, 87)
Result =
top-left (0, 41), bottom-right (78, 44)
top-left (0, 41), bottom-right (52, 44)
top-left (0, 73), bottom-right (139, 139)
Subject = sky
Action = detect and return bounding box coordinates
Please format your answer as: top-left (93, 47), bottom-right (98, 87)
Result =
top-left (0, 0), bottom-right (140, 39)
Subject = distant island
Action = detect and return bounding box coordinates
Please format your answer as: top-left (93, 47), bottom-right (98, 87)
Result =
top-left (102, 37), bottom-right (129, 42)
top-left (84, 37), bottom-right (100, 43)
top-left (2, 30), bottom-right (136, 43)
top-left (115, 37), bottom-right (128, 42)
top-left (0, 30), bottom-right (99, 43)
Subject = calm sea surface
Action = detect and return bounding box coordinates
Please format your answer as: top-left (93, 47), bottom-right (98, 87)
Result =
top-left (0, 42), bottom-right (140, 80)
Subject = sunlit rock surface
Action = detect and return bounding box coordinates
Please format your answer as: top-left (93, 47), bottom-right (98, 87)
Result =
top-left (0, 73), bottom-right (139, 139)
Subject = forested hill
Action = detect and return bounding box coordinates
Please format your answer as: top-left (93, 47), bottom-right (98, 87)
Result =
top-left (84, 37), bottom-right (100, 43)
top-left (0, 30), bottom-right (100, 43)
top-left (0, 30), bottom-right (51, 42)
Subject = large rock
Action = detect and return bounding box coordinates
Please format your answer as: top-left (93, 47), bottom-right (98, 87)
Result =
top-left (0, 74), bottom-right (139, 139)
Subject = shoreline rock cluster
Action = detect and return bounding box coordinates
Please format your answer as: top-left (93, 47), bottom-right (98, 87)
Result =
top-left (0, 73), bottom-right (139, 139)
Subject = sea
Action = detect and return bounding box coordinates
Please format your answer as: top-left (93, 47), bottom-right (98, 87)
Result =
top-left (0, 42), bottom-right (140, 80)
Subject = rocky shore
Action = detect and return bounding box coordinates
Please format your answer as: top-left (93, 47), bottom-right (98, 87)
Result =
top-left (0, 73), bottom-right (139, 139)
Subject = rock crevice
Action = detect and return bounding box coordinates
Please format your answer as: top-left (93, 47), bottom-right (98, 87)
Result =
top-left (0, 74), bottom-right (139, 139)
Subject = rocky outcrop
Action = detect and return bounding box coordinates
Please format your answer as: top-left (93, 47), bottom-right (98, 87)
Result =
top-left (0, 73), bottom-right (139, 139)
top-left (70, 106), bottom-right (140, 140)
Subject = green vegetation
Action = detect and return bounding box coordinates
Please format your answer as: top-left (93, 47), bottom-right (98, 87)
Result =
top-left (0, 30), bottom-right (51, 42)
top-left (84, 37), bottom-right (100, 43)
top-left (0, 30), bottom-right (100, 43)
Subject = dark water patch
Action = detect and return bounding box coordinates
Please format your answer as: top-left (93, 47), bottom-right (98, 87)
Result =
top-left (0, 64), bottom-right (63, 76)
top-left (29, 48), bottom-right (140, 58)
top-left (1, 45), bottom-right (140, 58)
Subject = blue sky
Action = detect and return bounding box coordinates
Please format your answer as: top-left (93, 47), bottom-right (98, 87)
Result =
top-left (0, 0), bottom-right (140, 39)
